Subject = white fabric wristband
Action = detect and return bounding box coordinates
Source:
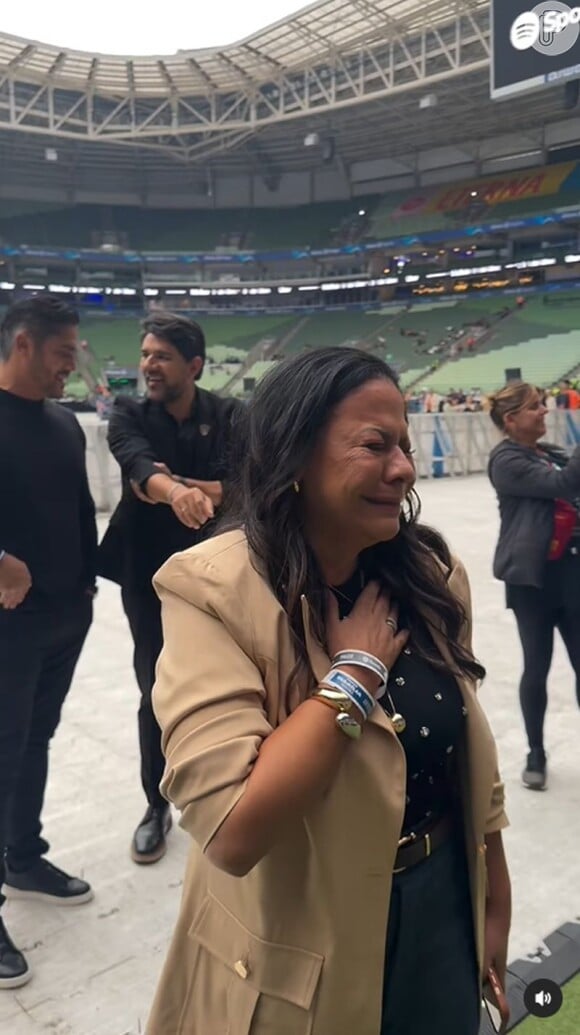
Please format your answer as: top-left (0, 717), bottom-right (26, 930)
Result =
top-left (320, 668), bottom-right (376, 720)
top-left (332, 650), bottom-right (388, 699)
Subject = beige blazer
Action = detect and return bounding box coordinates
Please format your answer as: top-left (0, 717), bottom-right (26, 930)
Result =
top-left (147, 530), bottom-right (508, 1035)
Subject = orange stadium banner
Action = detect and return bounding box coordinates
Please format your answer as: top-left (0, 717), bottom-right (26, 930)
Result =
top-left (393, 162), bottom-right (577, 219)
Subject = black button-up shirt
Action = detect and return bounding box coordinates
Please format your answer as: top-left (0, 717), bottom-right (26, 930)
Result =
top-left (98, 388), bottom-right (243, 591)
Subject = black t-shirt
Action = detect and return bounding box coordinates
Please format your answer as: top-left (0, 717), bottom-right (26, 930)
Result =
top-left (0, 388), bottom-right (97, 602)
top-left (331, 570), bottom-right (465, 836)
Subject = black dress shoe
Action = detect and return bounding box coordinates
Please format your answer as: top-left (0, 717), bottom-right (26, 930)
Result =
top-left (0, 917), bottom-right (31, 989)
top-left (4, 859), bottom-right (93, 906)
top-left (131, 805), bottom-right (172, 864)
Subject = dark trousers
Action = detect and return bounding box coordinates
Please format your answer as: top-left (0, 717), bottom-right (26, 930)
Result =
top-left (509, 551), bottom-right (580, 751)
top-left (0, 595), bottom-right (92, 903)
top-left (121, 587), bottom-right (166, 810)
top-left (381, 830), bottom-right (480, 1035)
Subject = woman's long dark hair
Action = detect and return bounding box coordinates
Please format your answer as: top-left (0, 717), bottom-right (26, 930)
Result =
top-left (220, 348), bottom-right (485, 694)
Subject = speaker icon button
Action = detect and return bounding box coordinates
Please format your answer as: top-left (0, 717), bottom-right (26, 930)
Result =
top-left (524, 978), bottom-right (563, 1018)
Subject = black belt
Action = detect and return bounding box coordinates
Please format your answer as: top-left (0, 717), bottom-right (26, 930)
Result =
top-left (393, 814), bottom-right (454, 874)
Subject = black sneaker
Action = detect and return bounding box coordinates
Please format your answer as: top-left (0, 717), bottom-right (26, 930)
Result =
top-left (522, 748), bottom-right (547, 791)
top-left (0, 917), bottom-right (31, 989)
top-left (131, 805), bottom-right (172, 865)
top-left (4, 859), bottom-right (93, 906)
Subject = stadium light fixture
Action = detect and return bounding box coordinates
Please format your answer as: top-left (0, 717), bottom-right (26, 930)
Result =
top-left (505, 258), bottom-right (557, 269)
top-left (22, 284), bottom-right (46, 291)
top-left (450, 265), bottom-right (501, 277)
top-left (358, 209), bottom-right (366, 216)
top-left (277, 286), bottom-right (293, 294)
top-left (49, 284), bottom-right (73, 293)
top-left (564, 254), bottom-right (580, 263)
top-left (143, 288), bottom-right (159, 296)
top-left (166, 289), bottom-right (187, 295)
top-left (0, 282), bottom-right (16, 290)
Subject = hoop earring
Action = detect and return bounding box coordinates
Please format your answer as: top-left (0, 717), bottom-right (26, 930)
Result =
top-left (293, 480), bottom-right (300, 494)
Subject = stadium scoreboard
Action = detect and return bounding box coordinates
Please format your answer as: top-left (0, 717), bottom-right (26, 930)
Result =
top-left (491, 0), bottom-right (580, 98)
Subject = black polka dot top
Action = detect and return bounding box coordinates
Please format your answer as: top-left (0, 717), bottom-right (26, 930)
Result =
top-left (331, 570), bottom-right (466, 838)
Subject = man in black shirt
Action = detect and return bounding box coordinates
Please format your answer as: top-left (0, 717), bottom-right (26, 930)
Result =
top-left (98, 313), bottom-right (242, 864)
top-left (0, 296), bottom-right (97, 989)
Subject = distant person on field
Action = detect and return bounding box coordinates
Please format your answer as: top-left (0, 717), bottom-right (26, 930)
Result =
top-left (0, 296), bottom-right (97, 990)
top-left (98, 313), bottom-right (243, 865)
top-left (488, 382), bottom-right (580, 791)
top-left (556, 379), bottom-right (580, 410)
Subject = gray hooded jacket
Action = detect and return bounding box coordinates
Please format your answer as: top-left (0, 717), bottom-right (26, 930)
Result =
top-left (488, 438), bottom-right (580, 587)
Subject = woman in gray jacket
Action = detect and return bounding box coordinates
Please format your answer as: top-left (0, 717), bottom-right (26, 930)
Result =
top-left (488, 382), bottom-right (580, 790)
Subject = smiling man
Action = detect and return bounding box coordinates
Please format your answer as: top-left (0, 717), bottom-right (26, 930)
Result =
top-left (0, 295), bottom-right (97, 989)
top-left (98, 312), bottom-right (243, 865)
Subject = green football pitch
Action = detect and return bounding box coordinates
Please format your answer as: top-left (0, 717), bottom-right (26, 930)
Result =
top-left (516, 971), bottom-right (580, 1033)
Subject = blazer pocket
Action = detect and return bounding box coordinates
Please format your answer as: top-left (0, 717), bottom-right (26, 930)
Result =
top-left (187, 894), bottom-right (324, 1035)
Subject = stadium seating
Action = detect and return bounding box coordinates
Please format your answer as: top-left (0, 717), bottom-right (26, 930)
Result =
top-left (81, 313), bottom-right (296, 369)
top-left (412, 294), bottom-right (580, 392)
top-left (2, 162), bottom-right (580, 254)
top-left (286, 312), bottom-right (398, 352)
top-left (76, 293), bottom-right (579, 398)
top-left (420, 333), bottom-right (579, 394)
top-left (0, 198), bottom-right (376, 252)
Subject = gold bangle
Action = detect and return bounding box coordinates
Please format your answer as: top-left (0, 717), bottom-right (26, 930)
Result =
top-left (311, 695), bottom-right (363, 739)
top-left (313, 687), bottom-right (355, 713)
top-left (311, 695), bottom-right (341, 714)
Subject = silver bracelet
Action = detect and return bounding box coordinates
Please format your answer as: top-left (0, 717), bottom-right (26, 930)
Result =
top-left (332, 650), bottom-right (388, 696)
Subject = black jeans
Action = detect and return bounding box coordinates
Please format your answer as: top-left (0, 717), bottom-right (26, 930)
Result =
top-left (381, 830), bottom-right (480, 1035)
top-left (121, 587), bottom-right (166, 810)
top-left (508, 549), bottom-right (580, 752)
top-left (0, 594), bottom-right (92, 902)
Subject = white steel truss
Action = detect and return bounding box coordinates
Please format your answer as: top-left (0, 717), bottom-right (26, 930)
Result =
top-left (0, 0), bottom-right (491, 160)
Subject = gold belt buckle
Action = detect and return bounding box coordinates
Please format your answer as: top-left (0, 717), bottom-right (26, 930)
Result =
top-left (397, 831), bottom-right (417, 849)
top-left (394, 828), bottom-right (433, 875)
top-left (394, 831), bottom-right (416, 874)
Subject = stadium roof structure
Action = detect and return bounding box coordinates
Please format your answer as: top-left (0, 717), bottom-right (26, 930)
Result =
top-left (0, 0), bottom-right (575, 202)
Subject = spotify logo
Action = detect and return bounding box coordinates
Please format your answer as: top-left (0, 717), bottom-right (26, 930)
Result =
top-left (511, 11), bottom-right (541, 48)
top-left (510, 3), bottom-right (580, 55)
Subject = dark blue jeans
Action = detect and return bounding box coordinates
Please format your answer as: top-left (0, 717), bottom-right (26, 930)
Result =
top-left (381, 828), bottom-right (480, 1035)
top-left (0, 594), bottom-right (92, 903)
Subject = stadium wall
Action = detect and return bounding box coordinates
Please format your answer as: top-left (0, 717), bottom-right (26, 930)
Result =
top-left (83, 410), bottom-right (580, 513)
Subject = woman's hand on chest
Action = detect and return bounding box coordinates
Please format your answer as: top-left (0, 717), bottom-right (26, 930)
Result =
top-left (326, 582), bottom-right (409, 693)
